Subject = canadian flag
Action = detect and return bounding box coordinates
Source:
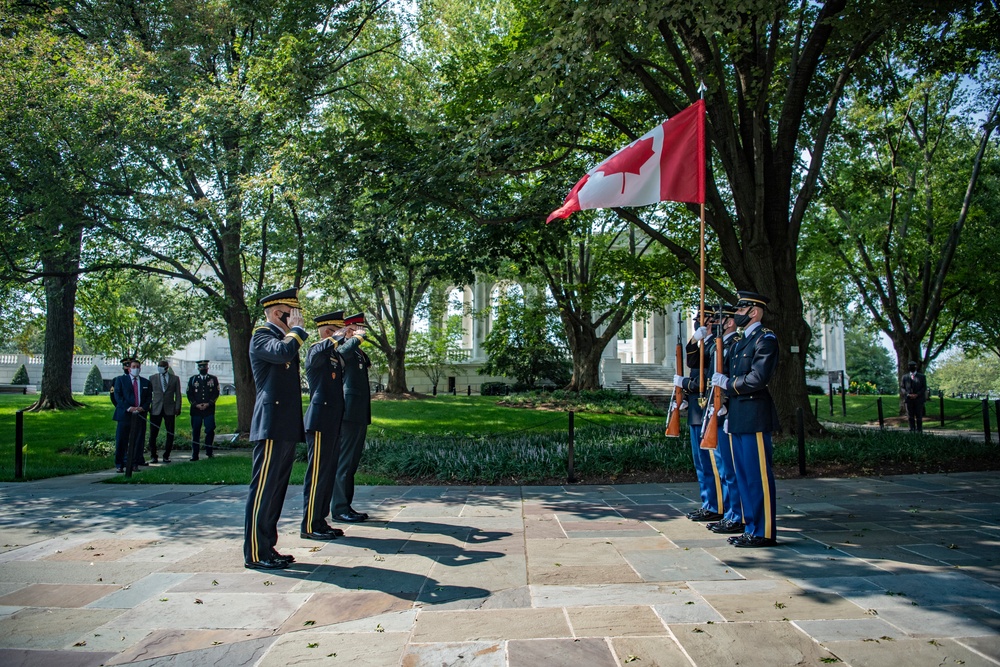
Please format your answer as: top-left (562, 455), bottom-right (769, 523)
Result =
top-left (547, 100), bottom-right (705, 223)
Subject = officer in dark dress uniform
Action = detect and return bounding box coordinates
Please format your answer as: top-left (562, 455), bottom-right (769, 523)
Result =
top-left (243, 288), bottom-right (308, 570)
top-left (704, 305), bottom-right (745, 535)
top-left (673, 310), bottom-right (723, 522)
top-left (900, 361), bottom-right (927, 433)
top-left (186, 360), bottom-right (220, 460)
top-left (712, 291), bottom-right (780, 548)
top-left (332, 312), bottom-right (371, 523)
top-left (300, 311), bottom-right (350, 540)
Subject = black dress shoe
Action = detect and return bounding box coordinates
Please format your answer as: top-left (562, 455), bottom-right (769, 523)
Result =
top-left (333, 513), bottom-right (365, 523)
top-left (190, 456), bottom-right (199, 461)
top-left (115, 468), bottom-right (125, 473)
top-left (687, 508), bottom-right (723, 522)
top-left (732, 534), bottom-right (778, 548)
top-left (162, 458), bottom-right (171, 463)
top-left (245, 558), bottom-right (289, 570)
top-left (727, 533), bottom-right (746, 544)
top-left (151, 457), bottom-right (159, 464)
top-left (300, 530), bottom-right (338, 540)
top-left (348, 508), bottom-right (369, 520)
top-left (273, 552), bottom-right (295, 563)
top-left (711, 519), bottom-right (746, 534)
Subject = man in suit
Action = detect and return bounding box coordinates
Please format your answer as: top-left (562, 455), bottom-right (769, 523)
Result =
top-left (672, 309), bottom-right (723, 523)
top-left (147, 360), bottom-right (182, 463)
top-left (244, 288), bottom-right (308, 570)
top-left (332, 312), bottom-right (371, 524)
top-left (111, 359), bottom-right (152, 473)
top-left (901, 360), bottom-right (928, 433)
top-left (109, 357), bottom-right (130, 407)
top-left (702, 304), bottom-right (745, 536)
top-left (186, 360), bottom-right (220, 460)
top-left (712, 291), bottom-right (780, 548)
top-left (300, 311), bottom-right (350, 540)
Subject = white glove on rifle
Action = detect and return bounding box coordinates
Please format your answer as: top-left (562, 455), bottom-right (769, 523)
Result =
top-left (672, 374), bottom-right (685, 389)
top-left (712, 372), bottom-right (728, 390)
top-left (692, 326), bottom-right (708, 341)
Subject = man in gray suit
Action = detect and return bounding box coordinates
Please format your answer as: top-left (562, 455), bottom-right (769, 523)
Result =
top-left (147, 360), bottom-right (182, 463)
top-left (332, 312), bottom-right (371, 524)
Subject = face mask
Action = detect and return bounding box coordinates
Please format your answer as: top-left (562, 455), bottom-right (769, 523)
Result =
top-left (129, 368), bottom-right (141, 378)
top-left (198, 367), bottom-right (208, 375)
top-left (733, 311), bottom-right (752, 328)
top-left (158, 367), bottom-right (168, 375)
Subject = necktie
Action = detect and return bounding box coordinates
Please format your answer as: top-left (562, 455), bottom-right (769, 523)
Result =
top-left (133, 378), bottom-right (139, 407)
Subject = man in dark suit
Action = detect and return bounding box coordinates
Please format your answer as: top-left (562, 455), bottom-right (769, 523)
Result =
top-left (712, 291), bottom-right (780, 548)
top-left (148, 360), bottom-right (182, 463)
top-left (901, 360), bottom-right (928, 433)
top-left (244, 288), bottom-right (308, 570)
top-left (111, 359), bottom-right (152, 473)
top-left (186, 360), bottom-right (220, 460)
top-left (332, 312), bottom-right (371, 524)
top-left (300, 311), bottom-right (349, 540)
top-left (109, 357), bottom-right (130, 407)
top-left (672, 309), bottom-right (723, 523)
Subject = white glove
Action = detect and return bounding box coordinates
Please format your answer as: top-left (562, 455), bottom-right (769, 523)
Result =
top-left (723, 418), bottom-right (729, 434)
top-left (672, 374), bottom-right (685, 388)
top-left (692, 326), bottom-right (708, 341)
top-left (712, 372), bottom-right (728, 390)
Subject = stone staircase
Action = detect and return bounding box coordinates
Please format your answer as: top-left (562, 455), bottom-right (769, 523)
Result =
top-left (605, 363), bottom-right (677, 406)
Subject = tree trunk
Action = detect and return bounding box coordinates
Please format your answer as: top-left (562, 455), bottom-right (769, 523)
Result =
top-left (29, 224), bottom-right (84, 412)
top-left (223, 303), bottom-right (255, 436)
top-left (567, 341), bottom-right (603, 391)
top-left (386, 348), bottom-right (407, 394)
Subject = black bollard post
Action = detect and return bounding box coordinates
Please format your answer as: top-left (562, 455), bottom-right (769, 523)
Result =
top-left (841, 385), bottom-right (847, 417)
top-left (467, 385), bottom-right (471, 396)
top-left (983, 399), bottom-right (992, 446)
top-left (433, 385), bottom-right (437, 396)
top-left (15, 409), bottom-right (24, 479)
top-left (828, 379), bottom-right (834, 417)
top-left (125, 412), bottom-right (139, 479)
top-left (940, 393), bottom-right (946, 427)
top-left (814, 398), bottom-right (818, 418)
top-left (796, 407), bottom-right (806, 476)
top-left (877, 397), bottom-right (884, 430)
top-left (995, 400), bottom-right (1000, 442)
top-left (626, 384), bottom-right (630, 394)
top-left (567, 410), bottom-right (576, 483)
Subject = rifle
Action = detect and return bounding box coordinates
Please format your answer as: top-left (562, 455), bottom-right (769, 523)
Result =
top-left (700, 307), bottom-right (723, 450)
top-left (665, 312), bottom-right (683, 437)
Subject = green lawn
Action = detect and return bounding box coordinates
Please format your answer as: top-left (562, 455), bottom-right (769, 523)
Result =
top-left (813, 394), bottom-right (996, 432)
top-left (0, 393), bottom-right (662, 482)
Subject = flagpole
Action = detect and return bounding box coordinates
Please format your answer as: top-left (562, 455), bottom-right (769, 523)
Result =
top-left (697, 81), bottom-right (707, 401)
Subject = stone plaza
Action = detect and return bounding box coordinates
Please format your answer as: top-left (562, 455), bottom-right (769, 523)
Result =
top-left (0, 471), bottom-right (998, 666)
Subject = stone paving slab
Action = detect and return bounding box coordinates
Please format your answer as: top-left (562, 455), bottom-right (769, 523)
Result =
top-left (0, 471), bottom-right (998, 665)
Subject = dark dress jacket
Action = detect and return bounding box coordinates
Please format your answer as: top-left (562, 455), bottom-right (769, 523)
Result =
top-left (186, 373), bottom-right (220, 416)
top-left (680, 336), bottom-right (713, 426)
top-left (339, 336), bottom-right (372, 425)
top-left (900, 372), bottom-right (928, 404)
top-left (112, 374), bottom-right (152, 422)
top-left (724, 324), bottom-right (780, 434)
top-left (304, 336), bottom-right (346, 433)
top-left (248, 321), bottom-right (308, 443)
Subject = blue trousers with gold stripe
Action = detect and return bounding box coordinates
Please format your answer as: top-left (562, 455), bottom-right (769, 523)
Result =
top-left (690, 424), bottom-right (721, 513)
top-left (244, 439), bottom-right (296, 563)
top-left (731, 431), bottom-right (776, 540)
top-left (713, 432), bottom-right (743, 523)
top-left (302, 429), bottom-right (341, 533)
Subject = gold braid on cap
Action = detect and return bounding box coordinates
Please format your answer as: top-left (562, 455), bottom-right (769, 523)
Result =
top-left (261, 297), bottom-right (300, 309)
top-left (738, 297), bottom-right (768, 306)
top-left (315, 317), bottom-right (345, 327)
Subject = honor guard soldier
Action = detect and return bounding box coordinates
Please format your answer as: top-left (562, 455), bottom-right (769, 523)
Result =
top-left (244, 288), bottom-right (308, 570)
top-left (712, 291), bottom-right (780, 547)
top-left (332, 312), bottom-right (371, 524)
top-left (186, 360), bottom-right (220, 460)
top-left (900, 361), bottom-right (927, 433)
top-left (300, 311), bottom-right (350, 540)
top-left (704, 304), bottom-right (745, 535)
top-left (672, 310), bottom-right (723, 522)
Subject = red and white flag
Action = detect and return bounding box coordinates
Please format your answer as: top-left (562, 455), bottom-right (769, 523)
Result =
top-left (547, 100), bottom-right (705, 223)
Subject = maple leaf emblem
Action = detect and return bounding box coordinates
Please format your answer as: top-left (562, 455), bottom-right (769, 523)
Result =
top-left (596, 137), bottom-right (655, 194)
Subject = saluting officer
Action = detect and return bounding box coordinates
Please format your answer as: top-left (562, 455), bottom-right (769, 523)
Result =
top-left (673, 309), bottom-right (723, 522)
top-left (332, 312), bottom-right (371, 524)
top-left (186, 360), bottom-right (220, 460)
top-left (712, 291), bottom-right (780, 548)
top-left (300, 311), bottom-right (350, 540)
top-left (704, 304), bottom-right (745, 535)
top-left (244, 288), bottom-right (308, 570)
